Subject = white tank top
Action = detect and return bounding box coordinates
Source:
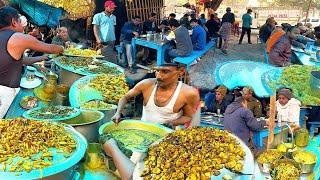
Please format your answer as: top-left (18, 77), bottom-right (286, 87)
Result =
top-left (141, 81), bottom-right (183, 124)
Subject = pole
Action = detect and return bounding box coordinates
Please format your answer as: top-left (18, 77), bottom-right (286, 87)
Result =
top-left (267, 95), bottom-right (276, 149)
top-left (305, 0), bottom-right (313, 25)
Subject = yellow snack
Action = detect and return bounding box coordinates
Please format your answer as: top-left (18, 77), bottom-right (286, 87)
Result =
top-left (293, 151), bottom-right (317, 164)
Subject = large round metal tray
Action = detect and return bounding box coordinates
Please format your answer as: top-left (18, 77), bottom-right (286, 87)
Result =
top-left (132, 130), bottom-right (254, 180)
top-left (22, 106), bottom-right (81, 121)
top-left (99, 120), bottom-right (173, 152)
top-left (54, 56), bottom-right (124, 76)
top-left (69, 74), bottom-right (127, 108)
top-left (0, 125), bottom-right (87, 180)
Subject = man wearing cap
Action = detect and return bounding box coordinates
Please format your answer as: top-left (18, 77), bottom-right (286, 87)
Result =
top-left (92, 0), bottom-right (117, 61)
top-left (111, 63), bottom-right (200, 128)
top-left (276, 88), bottom-right (301, 129)
top-left (0, 6), bottom-right (63, 118)
top-left (241, 87), bottom-right (263, 117)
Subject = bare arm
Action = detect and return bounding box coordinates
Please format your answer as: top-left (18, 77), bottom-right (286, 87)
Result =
top-left (8, 33), bottom-right (63, 60)
top-left (112, 79), bottom-right (152, 122)
top-left (22, 55), bottom-right (48, 65)
top-left (93, 25), bottom-right (101, 43)
top-left (170, 88), bottom-right (200, 126)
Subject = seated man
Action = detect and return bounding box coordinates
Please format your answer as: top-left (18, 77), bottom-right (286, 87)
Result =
top-left (276, 88), bottom-right (301, 130)
top-left (165, 19), bottom-right (193, 62)
top-left (241, 87), bottom-right (263, 117)
top-left (223, 97), bottom-right (268, 146)
top-left (190, 18), bottom-right (206, 50)
top-left (204, 86), bottom-right (231, 114)
top-left (314, 26), bottom-right (320, 46)
top-left (142, 12), bottom-right (158, 65)
top-left (120, 16), bottom-right (142, 74)
top-left (143, 12), bottom-right (158, 34)
top-left (51, 27), bottom-right (72, 47)
top-left (159, 13), bottom-right (176, 32)
top-left (112, 62), bottom-right (200, 128)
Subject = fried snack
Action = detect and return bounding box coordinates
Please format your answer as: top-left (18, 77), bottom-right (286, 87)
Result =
top-left (257, 149), bottom-right (283, 164)
top-left (89, 75), bottom-right (129, 104)
top-left (271, 162), bottom-right (301, 180)
top-left (80, 100), bottom-right (115, 110)
top-left (0, 118), bottom-right (76, 173)
top-left (59, 56), bottom-right (122, 75)
top-left (268, 65), bottom-right (320, 106)
top-left (64, 48), bottom-right (100, 57)
top-left (141, 127), bottom-right (246, 179)
top-left (293, 151), bottom-right (317, 164)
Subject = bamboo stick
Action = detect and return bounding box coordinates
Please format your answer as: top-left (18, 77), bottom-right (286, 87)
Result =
top-left (267, 95), bottom-right (276, 149)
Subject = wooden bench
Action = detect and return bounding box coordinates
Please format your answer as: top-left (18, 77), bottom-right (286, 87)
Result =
top-left (173, 39), bottom-right (216, 68)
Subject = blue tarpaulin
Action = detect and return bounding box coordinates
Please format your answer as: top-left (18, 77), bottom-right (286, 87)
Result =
top-left (10, 0), bottom-right (63, 28)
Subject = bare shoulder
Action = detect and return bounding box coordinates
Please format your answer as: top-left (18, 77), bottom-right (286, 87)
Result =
top-left (181, 83), bottom-right (199, 100)
top-left (134, 78), bottom-right (156, 90)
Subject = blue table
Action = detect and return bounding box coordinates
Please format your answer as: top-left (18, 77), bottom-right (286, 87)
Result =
top-left (200, 121), bottom-right (283, 149)
top-left (131, 37), bottom-right (170, 66)
top-left (293, 51), bottom-right (320, 67)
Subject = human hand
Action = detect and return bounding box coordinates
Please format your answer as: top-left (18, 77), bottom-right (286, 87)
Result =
top-left (111, 112), bottom-right (122, 124)
top-left (96, 39), bottom-right (101, 44)
top-left (133, 32), bottom-right (139, 37)
top-left (36, 55), bottom-right (48, 62)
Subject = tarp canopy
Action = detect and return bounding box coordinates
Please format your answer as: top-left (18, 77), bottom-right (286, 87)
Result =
top-left (10, 0), bottom-right (63, 28)
top-left (214, 60), bottom-right (279, 97)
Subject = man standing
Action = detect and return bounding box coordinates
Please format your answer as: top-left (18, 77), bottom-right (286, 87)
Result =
top-left (239, 9), bottom-right (253, 44)
top-left (241, 87), bottom-right (263, 117)
top-left (120, 16), bottom-right (142, 74)
top-left (0, 6), bottom-right (63, 118)
top-left (219, 7), bottom-right (235, 55)
top-left (165, 19), bottom-right (193, 62)
top-left (112, 63), bottom-right (200, 128)
top-left (190, 18), bottom-right (206, 50)
top-left (92, 0), bottom-right (117, 61)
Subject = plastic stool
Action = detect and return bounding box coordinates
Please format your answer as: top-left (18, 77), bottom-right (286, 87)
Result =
top-left (309, 122), bottom-right (320, 136)
top-left (115, 45), bottom-right (124, 64)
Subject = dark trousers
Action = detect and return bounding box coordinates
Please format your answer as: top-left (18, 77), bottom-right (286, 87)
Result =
top-left (239, 27), bottom-right (251, 43)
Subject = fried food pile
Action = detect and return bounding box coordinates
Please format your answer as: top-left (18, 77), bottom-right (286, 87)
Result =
top-left (0, 118), bottom-right (76, 173)
top-left (257, 149), bottom-right (283, 164)
top-left (89, 75), bottom-right (129, 104)
top-left (293, 151), bottom-right (317, 164)
top-left (64, 48), bottom-right (100, 57)
top-left (141, 127), bottom-right (245, 179)
top-left (271, 161), bottom-right (301, 180)
top-left (268, 65), bottom-right (320, 105)
top-left (59, 56), bottom-right (122, 75)
top-left (80, 100), bottom-right (115, 110)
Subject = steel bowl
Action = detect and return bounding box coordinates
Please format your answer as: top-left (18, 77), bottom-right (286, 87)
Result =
top-left (257, 149), bottom-right (284, 174)
top-left (292, 150), bottom-right (317, 174)
top-left (63, 110), bottom-right (105, 143)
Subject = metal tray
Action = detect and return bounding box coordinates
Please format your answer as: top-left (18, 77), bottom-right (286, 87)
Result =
top-left (0, 125), bottom-right (87, 180)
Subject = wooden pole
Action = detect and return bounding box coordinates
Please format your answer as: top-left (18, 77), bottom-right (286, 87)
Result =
top-left (305, 0), bottom-right (313, 25)
top-left (267, 95), bottom-right (276, 149)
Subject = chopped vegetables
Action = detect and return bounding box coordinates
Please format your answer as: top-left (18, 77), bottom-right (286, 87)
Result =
top-left (271, 161), bottom-right (301, 180)
top-left (257, 149), bottom-right (283, 164)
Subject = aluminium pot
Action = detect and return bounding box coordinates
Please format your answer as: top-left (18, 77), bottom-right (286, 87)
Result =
top-left (63, 110), bottom-right (105, 143)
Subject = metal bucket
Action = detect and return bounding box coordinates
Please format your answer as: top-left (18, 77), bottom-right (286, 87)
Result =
top-left (59, 69), bottom-right (83, 87)
top-left (63, 110), bottom-right (105, 143)
top-left (310, 71), bottom-right (320, 97)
